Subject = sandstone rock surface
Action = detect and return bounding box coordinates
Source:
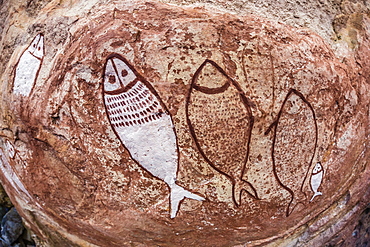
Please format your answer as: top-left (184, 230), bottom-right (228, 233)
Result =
top-left (0, 0), bottom-right (369, 246)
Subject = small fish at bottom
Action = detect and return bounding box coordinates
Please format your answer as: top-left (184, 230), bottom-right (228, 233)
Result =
top-left (310, 162), bottom-right (324, 202)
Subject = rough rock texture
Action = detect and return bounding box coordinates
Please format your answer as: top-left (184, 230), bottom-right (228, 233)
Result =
top-left (1, 207), bottom-right (24, 246)
top-left (0, 0), bottom-right (369, 246)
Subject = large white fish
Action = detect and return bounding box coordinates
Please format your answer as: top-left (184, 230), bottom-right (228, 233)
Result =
top-left (102, 54), bottom-right (204, 218)
top-left (5, 140), bottom-right (15, 159)
top-left (13, 33), bottom-right (44, 96)
top-left (266, 89), bottom-right (318, 216)
top-left (310, 162), bottom-right (323, 202)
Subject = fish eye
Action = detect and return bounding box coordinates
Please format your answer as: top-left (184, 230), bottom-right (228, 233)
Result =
top-left (108, 75), bottom-right (116, 84)
top-left (121, 69), bottom-right (128, 77)
top-left (33, 44), bottom-right (36, 48)
top-left (38, 46), bottom-right (40, 51)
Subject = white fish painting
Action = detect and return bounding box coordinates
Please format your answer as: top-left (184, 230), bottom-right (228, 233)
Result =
top-left (13, 33), bottom-right (44, 96)
top-left (102, 53), bottom-right (204, 218)
top-left (310, 162), bottom-right (324, 202)
top-left (266, 88), bottom-right (318, 216)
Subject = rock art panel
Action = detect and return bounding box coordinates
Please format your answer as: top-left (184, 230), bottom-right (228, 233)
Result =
top-left (266, 88), bottom-right (318, 216)
top-left (102, 53), bottom-right (204, 218)
top-left (0, 1), bottom-right (368, 246)
top-left (13, 34), bottom-right (44, 97)
top-left (185, 59), bottom-right (257, 206)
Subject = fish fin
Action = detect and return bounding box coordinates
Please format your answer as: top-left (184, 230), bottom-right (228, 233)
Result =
top-left (170, 184), bottom-right (205, 218)
top-left (309, 191), bottom-right (322, 202)
top-left (233, 179), bottom-right (259, 207)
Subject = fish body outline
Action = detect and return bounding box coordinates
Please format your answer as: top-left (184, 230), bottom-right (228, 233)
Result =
top-left (13, 34), bottom-right (44, 97)
top-left (185, 59), bottom-right (258, 206)
top-left (102, 53), bottom-right (204, 218)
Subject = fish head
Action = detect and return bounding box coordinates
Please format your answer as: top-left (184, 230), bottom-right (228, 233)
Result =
top-left (28, 34), bottom-right (44, 59)
top-left (285, 94), bottom-right (303, 115)
top-left (103, 55), bottom-right (137, 93)
top-left (193, 59), bottom-right (230, 90)
top-left (313, 162), bottom-right (323, 173)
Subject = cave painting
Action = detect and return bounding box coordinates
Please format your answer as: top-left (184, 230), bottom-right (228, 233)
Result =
top-left (102, 53), bottom-right (204, 218)
top-left (310, 162), bottom-right (324, 202)
top-left (13, 33), bottom-right (44, 97)
top-left (185, 59), bottom-right (258, 206)
top-left (265, 88), bottom-right (318, 216)
top-left (101, 55), bottom-right (324, 217)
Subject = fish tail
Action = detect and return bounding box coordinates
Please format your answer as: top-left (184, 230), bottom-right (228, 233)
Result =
top-left (232, 179), bottom-right (259, 207)
top-left (309, 191), bottom-right (322, 202)
top-left (286, 196), bottom-right (297, 216)
top-left (169, 184), bottom-right (204, 218)
top-left (285, 189), bottom-right (308, 216)
top-left (286, 193), bottom-right (307, 216)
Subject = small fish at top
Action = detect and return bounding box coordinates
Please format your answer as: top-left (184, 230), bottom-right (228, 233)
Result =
top-left (5, 140), bottom-right (15, 159)
top-left (13, 33), bottom-right (44, 97)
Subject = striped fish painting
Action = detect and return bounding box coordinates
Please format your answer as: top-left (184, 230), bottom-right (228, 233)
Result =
top-left (102, 54), bottom-right (204, 218)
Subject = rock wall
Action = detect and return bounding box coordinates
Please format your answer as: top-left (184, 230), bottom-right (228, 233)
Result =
top-left (0, 0), bottom-right (369, 246)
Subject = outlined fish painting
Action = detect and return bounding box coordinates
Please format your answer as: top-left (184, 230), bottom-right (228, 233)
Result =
top-left (266, 88), bottom-right (318, 216)
top-left (102, 53), bottom-right (204, 218)
top-left (13, 33), bottom-right (44, 96)
top-left (185, 59), bottom-right (258, 206)
top-left (310, 162), bottom-right (324, 202)
top-left (5, 140), bottom-right (16, 159)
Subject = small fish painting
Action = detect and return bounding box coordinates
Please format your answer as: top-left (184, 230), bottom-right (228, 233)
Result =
top-left (310, 162), bottom-right (324, 202)
top-left (13, 33), bottom-right (44, 96)
top-left (102, 53), bottom-right (204, 218)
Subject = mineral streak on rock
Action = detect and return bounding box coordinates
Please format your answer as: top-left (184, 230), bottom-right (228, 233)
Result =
top-left (0, 0), bottom-right (368, 246)
top-left (102, 53), bottom-right (204, 218)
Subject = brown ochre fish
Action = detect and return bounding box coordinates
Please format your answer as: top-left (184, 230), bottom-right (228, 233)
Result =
top-left (265, 88), bottom-right (318, 216)
top-left (186, 59), bottom-right (258, 206)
